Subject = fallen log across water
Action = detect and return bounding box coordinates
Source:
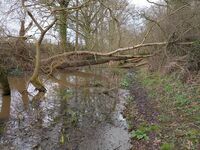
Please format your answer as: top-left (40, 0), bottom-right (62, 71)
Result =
top-left (40, 41), bottom-right (195, 74)
top-left (57, 56), bottom-right (148, 69)
top-left (42, 54), bottom-right (150, 74)
top-left (1, 39), bottom-right (194, 73)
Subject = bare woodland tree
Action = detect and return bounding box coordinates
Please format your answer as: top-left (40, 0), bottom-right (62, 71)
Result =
top-left (1, 0), bottom-right (199, 92)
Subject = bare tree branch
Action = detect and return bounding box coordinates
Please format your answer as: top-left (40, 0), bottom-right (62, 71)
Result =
top-left (147, 0), bottom-right (167, 7)
top-left (141, 4), bottom-right (190, 44)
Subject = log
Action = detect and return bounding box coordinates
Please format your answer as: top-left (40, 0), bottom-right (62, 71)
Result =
top-left (44, 55), bottom-right (150, 73)
top-left (42, 41), bottom-right (194, 64)
top-left (40, 41), bottom-right (195, 73)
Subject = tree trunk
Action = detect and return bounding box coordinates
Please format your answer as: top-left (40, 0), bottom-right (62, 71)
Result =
top-left (84, 26), bottom-right (93, 50)
top-left (22, 0), bottom-right (57, 92)
top-left (30, 42), bottom-right (46, 92)
top-left (59, 9), bottom-right (68, 52)
top-left (109, 19), bottom-right (116, 51)
top-left (75, 0), bottom-right (79, 51)
top-left (55, 56), bottom-right (144, 69)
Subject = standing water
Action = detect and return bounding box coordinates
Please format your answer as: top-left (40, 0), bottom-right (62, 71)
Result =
top-left (0, 68), bottom-right (131, 150)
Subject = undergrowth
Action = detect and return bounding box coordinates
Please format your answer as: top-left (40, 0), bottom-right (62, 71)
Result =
top-left (138, 70), bottom-right (200, 149)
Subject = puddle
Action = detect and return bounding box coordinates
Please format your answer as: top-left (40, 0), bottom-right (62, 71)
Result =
top-left (0, 68), bottom-right (131, 150)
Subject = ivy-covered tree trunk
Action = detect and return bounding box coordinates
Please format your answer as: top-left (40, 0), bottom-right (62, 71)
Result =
top-left (85, 30), bottom-right (93, 50)
top-left (59, 10), bottom-right (68, 52)
top-left (109, 19), bottom-right (116, 51)
top-left (58, 0), bottom-right (71, 52)
top-left (75, 0), bottom-right (79, 51)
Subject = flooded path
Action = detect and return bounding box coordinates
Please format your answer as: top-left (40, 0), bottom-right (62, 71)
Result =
top-left (0, 68), bottom-right (131, 150)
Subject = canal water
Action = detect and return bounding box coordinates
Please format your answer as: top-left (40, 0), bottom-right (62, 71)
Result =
top-left (0, 68), bottom-right (131, 150)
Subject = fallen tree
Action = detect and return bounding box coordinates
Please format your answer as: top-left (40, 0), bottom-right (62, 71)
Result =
top-left (1, 39), bottom-right (194, 75)
top-left (0, 37), bottom-right (195, 92)
top-left (41, 41), bottom-right (194, 74)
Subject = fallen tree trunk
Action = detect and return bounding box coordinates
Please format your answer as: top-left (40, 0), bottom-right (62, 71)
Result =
top-left (42, 41), bottom-right (194, 64)
top-left (57, 56), bottom-right (146, 69)
top-left (42, 54), bottom-right (150, 74)
top-left (41, 41), bottom-right (195, 73)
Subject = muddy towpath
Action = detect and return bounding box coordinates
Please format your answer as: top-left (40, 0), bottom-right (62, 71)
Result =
top-left (123, 71), bottom-right (160, 150)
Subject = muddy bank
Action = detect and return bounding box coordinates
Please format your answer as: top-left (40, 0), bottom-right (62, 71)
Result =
top-left (0, 68), bottom-right (131, 150)
top-left (123, 71), bottom-right (160, 150)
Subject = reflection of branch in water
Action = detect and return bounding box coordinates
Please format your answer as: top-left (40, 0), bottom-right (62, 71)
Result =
top-left (56, 69), bottom-right (115, 83)
top-left (9, 77), bottom-right (29, 109)
top-left (59, 70), bottom-right (109, 81)
top-left (19, 90), bottom-right (29, 110)
top-left (50, 73), bottom-right (103, 89)
top-left (31, 92), bottom-right (45, 122)
top-left (32, 92), bottom-right (45, 105)
top-left (51, 74), bottom-right (80, 88)
top-left (50, 73), bottom-right (113, 90)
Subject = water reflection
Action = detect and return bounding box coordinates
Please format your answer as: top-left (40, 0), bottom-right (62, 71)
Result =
top-left (0, 95), bottom-right (11, 120)
top-left (0, 72), bottom-right (10, 96)
top-left (0, 68), bottom-right (131, 150)
top-left (9, 77), bottom-right (29, 109)
top-left (0, 73), bottom-right (11, 138)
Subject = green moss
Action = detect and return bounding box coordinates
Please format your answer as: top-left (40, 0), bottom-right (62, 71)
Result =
top-left (161, 143), bottom-right (174, 150)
